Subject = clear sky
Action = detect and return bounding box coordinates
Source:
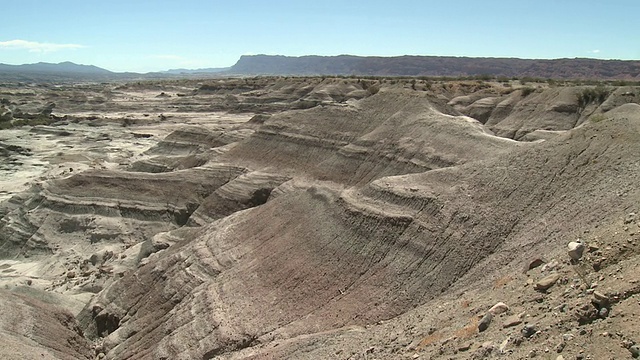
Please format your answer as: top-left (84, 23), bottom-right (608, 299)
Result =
top-left (1, 0), bottom-right (638, 73)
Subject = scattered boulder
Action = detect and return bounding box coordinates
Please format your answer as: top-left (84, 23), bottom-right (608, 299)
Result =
top-left (592, 291), bottom-right (609, 307)
top-left (478, 312), bottom-right (493, 332)
top-left (568, 241), bottom-right (586, 260)
top-left (524, 258), bottom-right (545, 273)
top-left (629, 345), bottom-right (640, 358)
top-left (503, 312), bottom-right (525, 328)
top-left (540, 259), bottom-right (560, 272)
top-left (534, 273), bottom-right (560, 292)
top-left (574, 302), bottom-right (599, 325)
top-left (598, 307), bottom-right (609, 318)
top-left (624, 212), bottom-right (637, 224)
top-left (521, 324), bottom-right (537, 338)
top-left (488, 302), bottom-right (509, 315)
top-left (471, 341), bottom-right (494, 359)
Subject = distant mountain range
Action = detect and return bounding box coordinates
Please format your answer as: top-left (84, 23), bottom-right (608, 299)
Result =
top-left (0, 62), bottom-right (127, 82)
top-left (0, 61), bottom-right (112, 75)
top-left (2, 56), bottom-right (639, 82)
top-left (227, 55), bottom-right (640, 80)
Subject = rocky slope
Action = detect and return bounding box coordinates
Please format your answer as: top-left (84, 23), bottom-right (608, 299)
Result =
top-left (0, 78), bottom-right (639, 359)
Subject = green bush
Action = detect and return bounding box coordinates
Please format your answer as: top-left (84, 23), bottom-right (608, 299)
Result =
top-left (577, 86), bottom-right (610, 108)
top-left (590, 114), bottom-right (608, 123)
top-left (521, 87), bottom-right (536, 97)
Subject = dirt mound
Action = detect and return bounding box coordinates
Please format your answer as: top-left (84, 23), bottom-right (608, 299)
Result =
top-left (225, 89), bottom-right (515, 185)
top-left (450, 86), bottom-right (640, 140)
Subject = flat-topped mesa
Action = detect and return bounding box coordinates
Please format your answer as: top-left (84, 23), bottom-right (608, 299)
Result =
top-left (229, 54), bottom-right (640, 79)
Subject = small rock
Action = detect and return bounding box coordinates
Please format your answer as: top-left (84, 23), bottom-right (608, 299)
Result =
top-left (521, 324), bottom-right (537, 338)
top-left (575, 303), bottom-right (599, 325)
top-left (503, 313), bottom-right (524, 328)
top-left (489, 302), bottom-right (509, 315)
top-left (481, 341), bottom-right (494, 348)
top-left (592, 291), bottom-right (609, 306)
top-left (598, 307), bottom-right (609, 318)
top-left (556, 356), bottom-right (565, 360)
top-left (525, 258), bottom-right (545, 272)
top-left (498, 337), bottom-right (509, 353)
top-left (458, 343), bottom-right (472, 352)
top-left (541, 259), bottom-right (559, 272)
top-left (534, 273), bottom-right (560, 291)
top-left (512, 335), bottom-right (523, 346)
top-left (554, 303), bottom-right (568, 313)
top-left (66, 271), bottom-right (76, 279)
top-left (568, 241), bottom-right (585, 260)
top-left (25, 279), bottom-right (32, 286)
top-left (630, 345), bottom-right (640, 358)
top-left (624, 212), bottom-right (637, 224)
top-left (472, 342), bottom-right (494, 359)
top-left (478, 312), bottom-right (493, 332)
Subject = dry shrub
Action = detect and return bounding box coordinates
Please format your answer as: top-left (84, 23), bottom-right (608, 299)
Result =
top-left (417, 332), bottom-right (443, 349)
top-left (493, 275), bottom-right (513, 289)
top-left (454, 317), bottom-right (479, 339)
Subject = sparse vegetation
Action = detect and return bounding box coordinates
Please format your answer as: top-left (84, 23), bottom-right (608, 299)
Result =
top-left (577, 85), bottom-right (611, 108)
top-left (521, 87), bottom-right (536, 97)
top-left (589, 114), bottom-right (608, 123)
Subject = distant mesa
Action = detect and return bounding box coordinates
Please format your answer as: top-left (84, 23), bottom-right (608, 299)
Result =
top-left (228, 54), bottom-right (640, 80)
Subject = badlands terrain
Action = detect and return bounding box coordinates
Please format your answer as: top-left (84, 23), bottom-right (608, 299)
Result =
top-left (0, 77), bottom-right (639, 360)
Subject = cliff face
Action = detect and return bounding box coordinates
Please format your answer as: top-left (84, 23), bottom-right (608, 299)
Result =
top-left (229, 54), bottom-right (640, 79)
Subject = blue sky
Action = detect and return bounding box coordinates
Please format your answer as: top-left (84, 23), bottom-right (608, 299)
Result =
top-left (1, 0), bottom-right (638, 72)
